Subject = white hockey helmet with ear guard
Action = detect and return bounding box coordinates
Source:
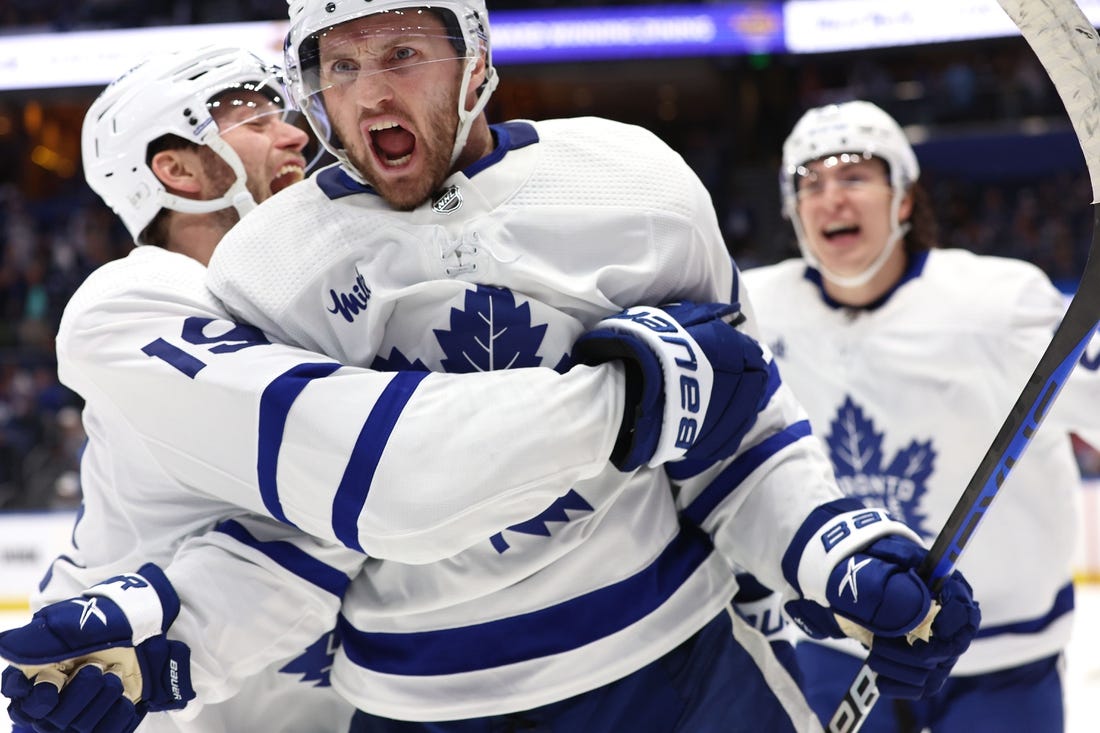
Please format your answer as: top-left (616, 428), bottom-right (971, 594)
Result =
top-left (780, 100), bottom-right (920, 288)
top-left (284, 0), bottom-right (498, 177)
top-left (82, 45), bottom-right (293, 245)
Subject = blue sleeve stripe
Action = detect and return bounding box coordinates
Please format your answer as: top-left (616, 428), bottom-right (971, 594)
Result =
top-left (730, 257), bottom-right (740, 305)
top-left (974, 582), bottom-right (1074, 639)
top-left (762, 359), bottom-right (781, 407)
top-left (213, 518), bottom-right (352, 598)
top-left (38, 554), bottom-right (83, 593)
top-left (257, 362), bottom-right (343, 524)
top-left (337, 521), bottom-right (713, 676)
top-left (331, 371), bottom-right (429, 552)
top-left (681, 419), bottom-right (814, 527)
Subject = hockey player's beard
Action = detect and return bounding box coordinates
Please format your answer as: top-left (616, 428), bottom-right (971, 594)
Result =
top-left (199, 149), bottom-right (245, 232)
top-left (346, 104), bottom-right (459, 212)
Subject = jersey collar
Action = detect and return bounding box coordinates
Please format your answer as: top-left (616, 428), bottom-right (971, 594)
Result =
top-left (316, 121), bottom-right (540, 201)
top-left (803, 250), bottom-right (930, 311)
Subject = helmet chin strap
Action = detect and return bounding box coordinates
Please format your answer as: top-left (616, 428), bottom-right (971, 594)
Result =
top-left (156, 134), bottom-right (258, 221)
top-left (800, 222), bottom-right (909, 289)
top-left (795, 182), bottom-right (911, 290)
top-left (450, 55), bottom-right (498, 168)
top-left (329, 55), bottom-right (499, 184)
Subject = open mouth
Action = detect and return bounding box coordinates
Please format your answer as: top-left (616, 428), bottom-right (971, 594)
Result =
top-left (369, 121), bottom-right (416, 168)
top-left (270, 164), bottom-right (305, 194)
top-left (823, 223), bottom-right (860, 241)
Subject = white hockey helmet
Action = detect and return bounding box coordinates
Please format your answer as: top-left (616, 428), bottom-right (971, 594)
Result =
top-left (82, 45), bottom-right (295, 245)
top-left (284, 0), bottom-right (498, 176)
top-left (780, 100), bottom-right (920, 288)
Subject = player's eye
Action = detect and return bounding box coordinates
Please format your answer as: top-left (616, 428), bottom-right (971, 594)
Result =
top-left (391, 46), bottom-right (417, 63)
top-left (329, 59), bottom-right (359, 77)
top-left (839, 172), bottom-right (873, 187)
top-left (796, 176), bottom-right (824, 198)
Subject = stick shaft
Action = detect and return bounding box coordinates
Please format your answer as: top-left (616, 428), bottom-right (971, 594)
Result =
top-left (827, 1), bottom-right (1100, 728)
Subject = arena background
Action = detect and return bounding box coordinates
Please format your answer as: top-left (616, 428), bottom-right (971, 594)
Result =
top-left (0, 1), bottom-right (1098, 731)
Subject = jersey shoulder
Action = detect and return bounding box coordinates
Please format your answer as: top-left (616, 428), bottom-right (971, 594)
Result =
top-left (926, 248), bottom-right (1053, 289)
top-left (740, 259), bottom-right (813, 314)
top-left (57, 247), bottom-right (222, 358)
top-left (526, 117), bottom-right (707, 218)
top-left (922, 248), bottom-right (1063, 325)
top-left (61, 248), bottom-right (214, 327)
top-left (533, 116), bottom-right (671, 152)
top-left (207, 169), bottom-right (373, 323)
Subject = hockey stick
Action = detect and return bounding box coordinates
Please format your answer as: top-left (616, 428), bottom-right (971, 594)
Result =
top-left (827, 1), bottom-right (1100, 731)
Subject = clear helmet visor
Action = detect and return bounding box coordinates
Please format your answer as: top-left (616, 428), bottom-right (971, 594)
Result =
top-left (792, 152), bottom-right (890, 200)
top-left (207, 82), bottom-right (324, 172)
top-left (293, 9), bottom-right (471, 172)
top-left (153, 76), bottom-right (324, 228)
top-left (787, 152), bottom-right (910, 289)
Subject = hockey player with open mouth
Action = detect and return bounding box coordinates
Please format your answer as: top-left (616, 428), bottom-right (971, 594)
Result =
top-left (1, 4), bottom-right (981, 733)
top-left (745, 99), bottom-right (1100, 732)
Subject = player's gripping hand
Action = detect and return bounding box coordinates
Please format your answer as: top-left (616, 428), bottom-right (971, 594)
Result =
top-left (3, 664), bottom-right (140, 733)
top-left (0, 563), bottom-right (195, 732)
top-left (783, 500), bottom-right (980, 700)
top-left (572, 301), bottom-right (770, 471)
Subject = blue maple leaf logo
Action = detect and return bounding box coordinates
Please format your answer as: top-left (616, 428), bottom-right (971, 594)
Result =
top-left (826, 396), bottom-right (933, 537)
top-left (490, 490), bottom-right (594, 553)
top-left (372, 349), bottom-right (430, 372)
top-left (368, 284), bottom-right (590, 551)
top-left (279, 629), bottom-right (338, 687)
top-left (435, 286), bottom-right (547, 373)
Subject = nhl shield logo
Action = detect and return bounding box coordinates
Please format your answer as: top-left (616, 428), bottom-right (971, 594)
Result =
top-left (432, 185), bottom-right (463, 214)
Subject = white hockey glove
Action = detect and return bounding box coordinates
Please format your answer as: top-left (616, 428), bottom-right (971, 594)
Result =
top-left (0, 563), bottom-right (194, 733)
top-left (573, 301), bottom-right (770, 471)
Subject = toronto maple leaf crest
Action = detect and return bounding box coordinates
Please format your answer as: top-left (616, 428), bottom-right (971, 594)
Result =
top-left (489, 489), bottom-right (595, 553)
top-left (279, 630), bottom-right (338, 687)
top-left (434, 286), bottom-right (548, 372)
top-left (373, 285), bottom-right (571, 374)
top-left (826, 396), bottom-right (934, 538)
top-left (371, 285), bottom-right (590, 552)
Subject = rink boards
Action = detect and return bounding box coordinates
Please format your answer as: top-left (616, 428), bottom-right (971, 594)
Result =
top-left (2, 478), bottom-right (1100, 609)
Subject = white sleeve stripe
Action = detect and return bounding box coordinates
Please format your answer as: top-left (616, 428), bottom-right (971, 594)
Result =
top-left (796, 508), bottom-right (922, 605)
top-left (593, 306), bottom-right (716, 468)
top-left (85, 574), bottom-right (165, 645)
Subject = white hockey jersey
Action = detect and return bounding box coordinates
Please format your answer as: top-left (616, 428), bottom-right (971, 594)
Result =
top-left (743, 248), bottom-right (1100, 675)
top-left (205, 116), bottom-right (848, 721)
top-left (41, 241), bottom-right (632, 729)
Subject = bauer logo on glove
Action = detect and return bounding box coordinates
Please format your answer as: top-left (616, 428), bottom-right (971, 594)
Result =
top-left (0, 564), bottom-right (195, 733)
top-left (573, 300), bottom-right (769, 471)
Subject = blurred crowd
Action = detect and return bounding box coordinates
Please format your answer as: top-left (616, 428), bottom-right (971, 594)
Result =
top-left (0, 183), bottom-right (130, 509)
top-left (0, 0), bottom-right (678, 31)
top-left (1, 4), bottom-right (1099, 510)
top-left (0, 0), bottom-right (284, 30)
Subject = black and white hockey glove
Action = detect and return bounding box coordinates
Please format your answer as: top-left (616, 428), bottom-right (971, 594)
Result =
top-left (783, 499), bottom-right (981, 699)
top-left (0, 563), bottom-right (194, 733)
top-left (573, 301), bottom-right (770, 471)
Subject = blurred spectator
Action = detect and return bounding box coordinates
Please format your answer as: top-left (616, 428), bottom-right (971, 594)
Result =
top-left (1074, 434), bottom-right (1100, 479)
top-left (0, 181), bottom-right (124, 509)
